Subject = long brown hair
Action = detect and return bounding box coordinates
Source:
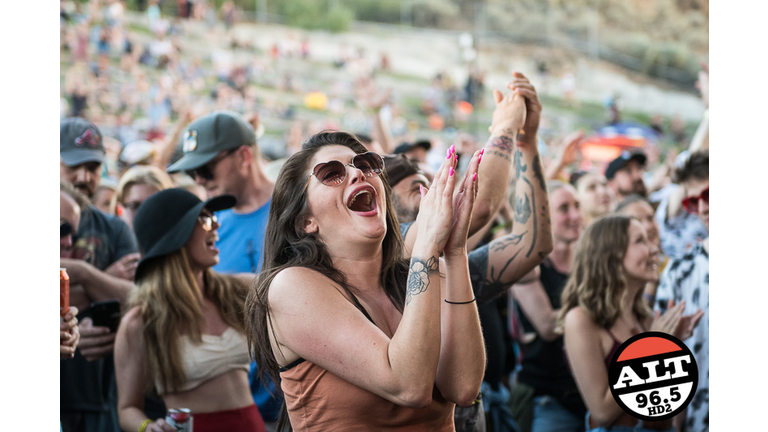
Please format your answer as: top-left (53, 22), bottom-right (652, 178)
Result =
top-left (244, 131), bottom-right (408, 429)
top-left (558, 215), bottom-right (651, 331)
top-left (130, 248), bottom-right (247, 395)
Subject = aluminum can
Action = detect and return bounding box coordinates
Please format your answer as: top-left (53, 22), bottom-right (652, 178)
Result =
top-left (165, 408), bottom-right (193, 431)
top-left (60, 268), bottom-right (70, 317)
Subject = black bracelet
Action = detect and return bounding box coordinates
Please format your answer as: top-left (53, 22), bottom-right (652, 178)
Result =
top-left (444, 298), bottom-right (477, 305)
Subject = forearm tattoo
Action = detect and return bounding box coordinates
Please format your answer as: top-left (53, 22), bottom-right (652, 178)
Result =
top-left (490, 231), bottom-right (527, 252)
top-left (485, 247), bottom-right (524, 298)
top-left (532, 154), bottom-right (546, 191)
top-left (522, 177), bottom-right (538, 258)
top-left (488, 135), bottom-right (515, 155)
top-left (514, 193), bottom-right (532, 224)
top-left (514, 149), bottom-right (527, 180)
top-left (406, 256), bottom-right (439, 305)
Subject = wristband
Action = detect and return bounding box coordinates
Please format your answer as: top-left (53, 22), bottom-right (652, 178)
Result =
top-left (445, 297), bottom-right (476, 305)
top-left (138, 419), bottom-right (152, 432)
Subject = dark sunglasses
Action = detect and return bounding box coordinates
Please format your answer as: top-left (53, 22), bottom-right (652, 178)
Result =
top-left (198, 212), bottom-right (218, 232)
top-left (307, 152), bottom-right (384, 188)
top-left (681, 187), bottom-right (709, 214)
top-left (185, 148), bottom-right (238, 181)
top-left (60, 220), bottom-right (74, 238)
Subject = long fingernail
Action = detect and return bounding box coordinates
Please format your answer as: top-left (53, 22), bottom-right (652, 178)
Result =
top-left (449, 167), bottom-right (454, 176)
top-left (480, 148), bottom-right (485, 155)
top-left (473, 173), bottom-right (477, 181)
top-left (479, 153), bottom-right (483, 163)
top-left (449, 145), bottom-right (455, 154)
top-left (446, 148), bottom-right (451, 159)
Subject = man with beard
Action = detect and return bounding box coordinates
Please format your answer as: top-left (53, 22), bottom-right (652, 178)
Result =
top-left (60, 117), bottom-right (142, 432)
top-left (605, 150), bottom-right (648, 201)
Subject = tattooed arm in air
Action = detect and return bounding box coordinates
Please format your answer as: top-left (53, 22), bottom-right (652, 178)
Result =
top-left (402, 76), bottom-right (526, 256)
top-left (468, 73), bottom-right (554, 303)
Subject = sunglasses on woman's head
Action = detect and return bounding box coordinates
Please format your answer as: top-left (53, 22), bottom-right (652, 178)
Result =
top-left (307, 152), bottom-right (384, 188)
top-left (681, 187), bottom-right (709, 214)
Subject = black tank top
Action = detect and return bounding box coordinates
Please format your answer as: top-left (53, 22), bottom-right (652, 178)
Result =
top-left (514, 258), bottom-right (586, 416)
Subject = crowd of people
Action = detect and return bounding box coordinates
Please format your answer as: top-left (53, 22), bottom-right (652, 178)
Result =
top-left (60, 2), bottom-right (710, 432)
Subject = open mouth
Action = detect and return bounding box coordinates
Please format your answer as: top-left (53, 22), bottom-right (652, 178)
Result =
top-left (206, 237), bottom-right (218, 251)
top-left (347, 186), bottom-right (377, 213)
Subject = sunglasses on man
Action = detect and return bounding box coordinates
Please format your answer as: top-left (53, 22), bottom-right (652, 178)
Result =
top-left (681, 187), bottom-right (709, 214)
top-left (185, 148), bottom-right (239, 181)
top-left (61, 220), bottom-right (76, 238)
top-left (306, 152), bottom-right (384, 189)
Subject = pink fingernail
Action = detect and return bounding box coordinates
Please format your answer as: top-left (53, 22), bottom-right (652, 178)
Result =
top-left (480, 148), bottom-right (485, 155)
top-left (479, 153), bottom-right (483, 163)
top-left (450, 145), bottom-right (455, 154)
top-left (446, 148), bottom-right (451, 159)
top-left (473, 173), bottom-right (477, 181)
top-left (449, 167), bottom-right (454, 176)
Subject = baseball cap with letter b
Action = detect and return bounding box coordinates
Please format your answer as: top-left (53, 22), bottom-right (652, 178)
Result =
top-left (167, 111), bottom-right (256, 173)
top-left (60, 117), bottom-right (105, 166)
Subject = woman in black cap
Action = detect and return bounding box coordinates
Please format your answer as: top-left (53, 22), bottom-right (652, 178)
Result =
top-left (245, 131), bottom-right (485, 431)
top-left (114, 188), bottom-right (266, 432)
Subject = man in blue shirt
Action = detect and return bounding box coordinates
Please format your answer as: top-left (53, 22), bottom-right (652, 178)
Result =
top-left (167, 111), bottom-right (279, 426)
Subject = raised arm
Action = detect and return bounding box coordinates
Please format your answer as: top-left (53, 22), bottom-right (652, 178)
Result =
top-left (153, 108), bottom-right (193, 170)
top-left (546, 131), bottom-right (584, 180)
top-left (402, 75), bottom-right (526, 255)
top-left (485, 72), bottom-right (554, 286)
top-left (268, 154), bottom-right (457, 408)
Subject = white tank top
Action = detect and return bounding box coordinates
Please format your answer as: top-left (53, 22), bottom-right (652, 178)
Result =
top-left (155, 327), bottom-right (250, 394)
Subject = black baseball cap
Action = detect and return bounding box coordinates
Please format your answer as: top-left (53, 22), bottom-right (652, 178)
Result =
top-left (605, 150), bottom-right (647, 180)
top-left (167, 111), bottom-right (256, 173)
top-left (393, 139), bottom-right (431, 155)
top-left (383, 154), bottom-right (425, 187)
top-left (60, 117), bottom-right (106, 166)
top-left (132, 188), bottom-right (236, 281)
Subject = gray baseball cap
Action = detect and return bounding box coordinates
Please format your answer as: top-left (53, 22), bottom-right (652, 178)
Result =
top-left (60, 117), bottom-right (106, 166)
top-left (167, 111), bottom-right (256, 173)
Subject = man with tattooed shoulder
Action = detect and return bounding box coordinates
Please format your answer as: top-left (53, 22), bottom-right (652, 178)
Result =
top-left (389, 72), bottom-right (554, 432)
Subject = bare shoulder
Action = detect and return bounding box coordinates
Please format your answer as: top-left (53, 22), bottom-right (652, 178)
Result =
top-left (268, 267), bottom-right (341, 307)
top-left (116, 306), bottom-right (144, 351)
top-left (563, 306), bottom-right (598, 332)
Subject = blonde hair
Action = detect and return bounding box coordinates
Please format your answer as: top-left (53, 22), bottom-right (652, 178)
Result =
top-left (110, 166), bottom-right (174, 214)
top-left (557, 215), bottom-right (651, 332)
top-left (129, 248), bottom-right (247, 395)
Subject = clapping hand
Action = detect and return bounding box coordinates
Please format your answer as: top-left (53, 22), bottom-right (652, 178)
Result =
top-left (651, 299), bottom-right (705, 341)
top-left (443, 149), bottom-right (481, 258)
top-left (414, 145), bottom-right (460, 254)
top-left (509, 71), bottom-right (542, 141)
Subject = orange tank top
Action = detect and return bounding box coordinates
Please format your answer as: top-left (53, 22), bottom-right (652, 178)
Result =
top-left (280, 359), bottom-right (455, 431)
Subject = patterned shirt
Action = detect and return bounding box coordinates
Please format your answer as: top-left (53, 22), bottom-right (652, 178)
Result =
top-left (655, 244), bottom-right (709, 432)
top-left (654, 185), bottom-right (709, 260)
